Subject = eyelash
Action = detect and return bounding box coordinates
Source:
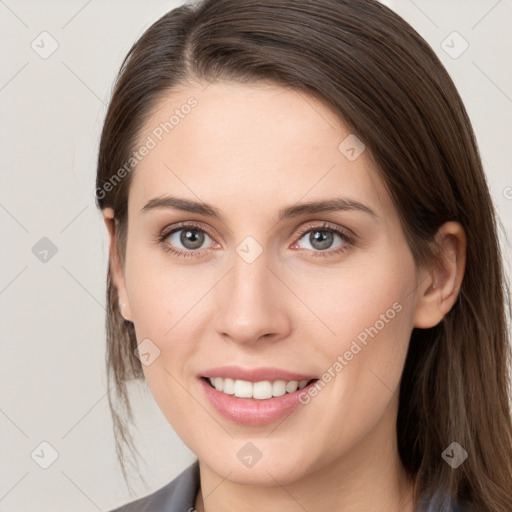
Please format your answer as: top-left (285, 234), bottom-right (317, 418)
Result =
top-left (156, 221), bottom-right (355, 259)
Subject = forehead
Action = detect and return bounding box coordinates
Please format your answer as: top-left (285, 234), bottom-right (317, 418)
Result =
top-left (128, 81), bottom-right (391, 219)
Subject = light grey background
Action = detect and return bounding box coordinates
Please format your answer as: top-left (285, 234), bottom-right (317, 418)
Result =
top-left (1, 1), bottom-right (511, 511)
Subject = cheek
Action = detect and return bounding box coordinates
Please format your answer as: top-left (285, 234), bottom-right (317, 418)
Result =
top-left (123, 248), bottom-right (212, 389)
top-left (304, 286), bottom-right (413, 454)
top-left (124, 244), bottom-right (207, 336)
top-left (288, 254), bottom-right (413, 344)
top-left (294, 254), bottom-right (415, 404)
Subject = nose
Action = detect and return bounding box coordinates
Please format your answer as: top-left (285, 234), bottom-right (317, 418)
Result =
top-left (213, 251), bottom-right (292, 345)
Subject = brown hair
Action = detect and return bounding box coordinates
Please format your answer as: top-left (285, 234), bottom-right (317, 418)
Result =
top-left (95, 0), bottom-right (512, 509)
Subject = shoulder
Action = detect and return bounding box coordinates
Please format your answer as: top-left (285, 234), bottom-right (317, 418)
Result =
top-left (107, 459), bottom-right (200, 512)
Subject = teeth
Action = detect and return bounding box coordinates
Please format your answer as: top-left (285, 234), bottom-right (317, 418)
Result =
top-left (208, 377), bottom-right (311, 399)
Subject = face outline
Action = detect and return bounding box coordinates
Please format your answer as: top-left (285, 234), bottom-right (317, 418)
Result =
top-left (102, 80), bottom-right (465, 494)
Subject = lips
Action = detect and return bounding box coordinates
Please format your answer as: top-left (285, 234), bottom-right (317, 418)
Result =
top-left (200, 365), bottom-right (317, 382)
top-left (198, 376), bottom-right (320, 426)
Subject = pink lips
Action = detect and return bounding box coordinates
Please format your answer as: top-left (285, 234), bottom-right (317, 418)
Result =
top-left (197, 365), bottom-right (319, 426)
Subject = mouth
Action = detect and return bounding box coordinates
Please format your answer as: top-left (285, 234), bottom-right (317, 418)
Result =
top-left (198, 375), bottom-right (321, 426)
top-left (200, 376), bottom-right (319, 400)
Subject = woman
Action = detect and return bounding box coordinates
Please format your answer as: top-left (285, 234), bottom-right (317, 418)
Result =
top-left (96, 1), bottom-right (512, 511)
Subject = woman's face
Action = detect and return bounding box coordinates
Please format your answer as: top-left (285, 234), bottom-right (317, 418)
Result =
top-left (110, 81), bottom-right (426, 485)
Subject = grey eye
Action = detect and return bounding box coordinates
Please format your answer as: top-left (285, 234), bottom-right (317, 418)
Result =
top-left (167, 228), bottom-right (212, 251)
top-left (296, 229), bottom-right (343, 251)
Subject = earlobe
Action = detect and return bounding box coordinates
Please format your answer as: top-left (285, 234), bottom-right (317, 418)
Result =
top-left (119, 302), bottom-right (131, 321)
top-left (412, 221), bottom-right (467, 329)
top-left (102, 208), bottom-right (133, 322)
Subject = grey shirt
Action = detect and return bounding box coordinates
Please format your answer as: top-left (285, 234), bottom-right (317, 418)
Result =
top-left (108, 461), bottom-right (200, 512)
top-left (108, 459), bottom-right (469, 512)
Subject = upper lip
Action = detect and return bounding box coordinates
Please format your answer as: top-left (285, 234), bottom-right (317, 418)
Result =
top-left (200, 366), bottom-right (317, 383)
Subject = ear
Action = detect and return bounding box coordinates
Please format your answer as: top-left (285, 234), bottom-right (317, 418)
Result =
top-left (413, 221), bottom-right (467, 328)
top-left (102, 207), bottom-right (133, 322)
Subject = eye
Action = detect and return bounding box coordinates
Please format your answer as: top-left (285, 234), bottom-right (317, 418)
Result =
top-left (158, 223), bottom-right (217, 258)
top-left (292, 222), bottom-right (354, 258)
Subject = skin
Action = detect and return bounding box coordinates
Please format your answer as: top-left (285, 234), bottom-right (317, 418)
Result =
top-left (102, 81), bottom-right (466, 512)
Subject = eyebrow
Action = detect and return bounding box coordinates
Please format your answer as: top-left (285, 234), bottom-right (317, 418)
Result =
top-left (140, 195), bottom-right (378, 222)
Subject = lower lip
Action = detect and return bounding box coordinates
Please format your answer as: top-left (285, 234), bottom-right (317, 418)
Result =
top-left (198, 377), bottom-right (319, 426)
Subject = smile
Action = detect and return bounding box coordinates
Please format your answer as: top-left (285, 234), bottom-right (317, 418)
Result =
top-left (206, 376), bottom-right (313, 400)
